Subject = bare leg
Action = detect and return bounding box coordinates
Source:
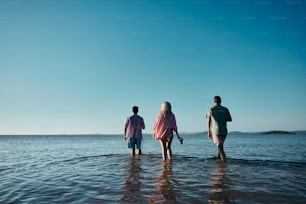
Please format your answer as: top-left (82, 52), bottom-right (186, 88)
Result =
top-left (166, 139), bottom-right (173, 160)
top-left (218, 143), bottom-right (226, 162)
top-left (131, 148), bottom-right (135, 156)
top-left (138, 149), bottom-right (142, 155)
top-left (160, 140), bottom-right (167, 160)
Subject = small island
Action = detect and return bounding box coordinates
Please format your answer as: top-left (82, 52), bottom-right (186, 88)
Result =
top-left (262, 130), bottom-right (296, 135)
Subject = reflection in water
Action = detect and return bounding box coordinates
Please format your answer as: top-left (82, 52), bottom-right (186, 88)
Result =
top-left (149, 160), bottom-right (176, 203)
top-left (208, 162), bottom-right (233, 204)
top-left (121, 157), bottom-right (143, 203)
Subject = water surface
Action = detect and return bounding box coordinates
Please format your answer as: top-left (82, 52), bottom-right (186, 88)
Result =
top-left (0, 133), bottom-right (305, 203)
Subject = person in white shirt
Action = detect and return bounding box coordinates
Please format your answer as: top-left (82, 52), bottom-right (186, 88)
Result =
top-left (206, 96), bottom-right (232, 162)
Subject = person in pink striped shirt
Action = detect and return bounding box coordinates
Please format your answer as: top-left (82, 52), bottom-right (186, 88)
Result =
top-left (124, 106), bottom-right (145, 156)
top-left (153, 101), bottom-right (183, 160)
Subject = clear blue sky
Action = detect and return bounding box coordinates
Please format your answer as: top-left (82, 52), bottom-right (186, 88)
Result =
top-left (1, 0), bottom-right (305, 134)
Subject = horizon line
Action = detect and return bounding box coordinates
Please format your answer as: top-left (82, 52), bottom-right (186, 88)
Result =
top-left (0, 130), bottom-right (305, 136)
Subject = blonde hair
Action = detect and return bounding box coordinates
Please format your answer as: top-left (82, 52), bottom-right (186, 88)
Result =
top-left (161, 101), bottom-right (172, 116)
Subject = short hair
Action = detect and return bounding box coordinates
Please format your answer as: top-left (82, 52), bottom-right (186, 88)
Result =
top-left (132, 106), bottom-right (138, 113)
top-left (214, 96), bottom-right (221, 104)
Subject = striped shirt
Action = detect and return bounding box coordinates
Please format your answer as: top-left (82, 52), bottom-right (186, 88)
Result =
top-left (125, 114), bottom-right (145, 139)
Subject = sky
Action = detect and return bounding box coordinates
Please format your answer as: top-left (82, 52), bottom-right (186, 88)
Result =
top-left (0, 0), bottom-right (306, 134)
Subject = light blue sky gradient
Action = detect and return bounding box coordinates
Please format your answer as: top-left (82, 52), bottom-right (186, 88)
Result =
top-left (1, 0), bottom-right (305, 134)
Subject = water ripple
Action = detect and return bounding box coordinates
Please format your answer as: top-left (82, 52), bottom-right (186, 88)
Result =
top-left (1, 135), bottom-right (306, 203)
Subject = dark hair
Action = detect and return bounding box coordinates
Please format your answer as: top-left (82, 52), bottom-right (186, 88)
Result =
top-left (132, 106), bottom-right (139, 113)
top-left (214, 96), bottom-right (221, 104)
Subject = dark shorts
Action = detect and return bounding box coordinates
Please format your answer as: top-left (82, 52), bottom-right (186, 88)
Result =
top-left (128, 138), bottom-right (142, 149)
top-left (213, 134), bottom-right (227, 145)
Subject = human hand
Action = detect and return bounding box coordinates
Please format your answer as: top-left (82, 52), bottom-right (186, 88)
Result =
top-left (179, 137), bottom-right (183, 144)
top-left (208, 131), bottom-right (212, 139)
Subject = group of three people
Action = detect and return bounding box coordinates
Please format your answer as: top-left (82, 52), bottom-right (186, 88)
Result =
top-left (124, 96), bottom-right (232, 161)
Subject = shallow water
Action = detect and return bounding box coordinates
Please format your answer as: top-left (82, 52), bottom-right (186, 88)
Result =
top-left (0, 134), bottom-right (305, 203)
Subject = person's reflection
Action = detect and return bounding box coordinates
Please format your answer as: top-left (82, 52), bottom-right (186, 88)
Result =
top-left (149, 160), bottom-right (176, 203)
top-left (208, 162), bottom-right (232, 204)
top-left (122, 157), bottom-right (143, 203)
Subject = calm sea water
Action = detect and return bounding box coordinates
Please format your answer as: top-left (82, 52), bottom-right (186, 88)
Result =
top-left (0, 133), bottom-right (306, 203)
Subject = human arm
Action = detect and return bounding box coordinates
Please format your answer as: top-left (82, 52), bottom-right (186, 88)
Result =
top-left (124, 118), bottom-right (129, 140)
top-left (171, 114), bottom-right (183, 144)
top-left (174, 129), bottom-right (183, 144)
top-left (207, 117), bottom-right (212, 139)
top-left (124, 126), bottom-right (127, 140)
top-left (206, 109), bottom-right (212, 139)
top-left (142, 119), bottom-right (145, 130)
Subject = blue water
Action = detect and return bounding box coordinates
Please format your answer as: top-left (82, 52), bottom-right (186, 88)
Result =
top-left (0, 133), bottom-right (305, 203)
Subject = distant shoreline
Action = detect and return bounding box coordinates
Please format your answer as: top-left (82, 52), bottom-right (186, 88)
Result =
top-left (261, 131), bottom-right (296, 135)
top-left (0, 130), bottom-right (305, 136)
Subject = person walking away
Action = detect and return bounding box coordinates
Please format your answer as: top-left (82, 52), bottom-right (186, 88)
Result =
top-left (153, 101), bottom-right (183, 160)
top-left (206, 96), bottom-right (232, 162)
top-left (124, 106), bottom-right (145, 156)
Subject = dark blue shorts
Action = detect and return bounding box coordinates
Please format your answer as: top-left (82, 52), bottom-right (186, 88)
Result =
top-left (128, 138), bottom-right (141, 149)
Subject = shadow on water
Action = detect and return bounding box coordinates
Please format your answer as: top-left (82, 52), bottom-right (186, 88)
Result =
top-left (121, 157), bottom-right (144, 203)
top-left (149, 160), bottom-right (177, 203)
top-left (32, 154), bottom-right (305, 203)
top-left (207, 162), bottom-right (234, 204)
